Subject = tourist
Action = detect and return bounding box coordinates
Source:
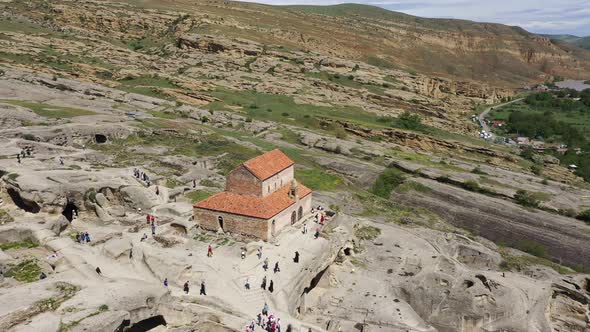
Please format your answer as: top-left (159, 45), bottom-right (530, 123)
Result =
top-left (286, 324), bottom-right (292, 332)
top-left (151, 222), bottom-right (156, 235)
top-left (85, 232), bottom-right (90, 243)
top-left (250, 320), bottom-right (256, 331)
top-left (155, 186), bottom-right (159, 196)
top-left (262, 303), bottom-right (269, 316)
top-left (193, 179), bottom-right (196, 188)
top-left (268, 280), bottom-right (274, 293)
top-left (16, 154), bottom-right (20, 164)
top-left (200, 280), bottom-right (206, 295)
top-left (245, 277), bottom-right (250, 290)
top-left (293, 251), bottom-right (299, 263)
top-left (26, 148), bottom-right (31, 157)
top-left (146, 214), bottom-right (151, 224)
top-left (276, 318), bottom-right (281, 332)
top-left (263, 258), bottom-right (269, 271)
top-left (257, 313), bottom-right (262, 326)
top-left (257, 246), bottom-right (262, 259)
top-left (207, 244), bottom-right (213, 257)
top-left (302, 223), bottom-right (307, 234)
top-left (184, 281), bottom-right (190, 294)
top-left (95, 267), bottom-right (102, 275)
top-left (39, 272), bottom-right (47, 280)
top-left (129, 249), bottom-right (133, 259)
top-left (320, 214), bottom-right (325, 225)
top-left (261, 275), bottom-right (267, 290)
top-left (273, 262), bottom-right (280, 273)
top-left (140, 233), bottom-right (148, 241)
top-left (314, 228), bottom-right (320, 239)
top-left (164, 278), bottom-right (168, 287)
top-left (59, 156), bottom-right (64, 166)
top-left (241, 249), bottom-right (246, 259)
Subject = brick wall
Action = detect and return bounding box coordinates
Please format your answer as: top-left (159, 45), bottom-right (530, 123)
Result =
top-left (225, 165), bottom-right (262, 197)
top-left (194, 208), bottom-right (270, 240)
top-left (261, 166), bottom-right (294, 197)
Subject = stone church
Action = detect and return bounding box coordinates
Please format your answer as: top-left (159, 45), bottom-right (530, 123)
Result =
top-left (193, 149), bottom-right (312, 241)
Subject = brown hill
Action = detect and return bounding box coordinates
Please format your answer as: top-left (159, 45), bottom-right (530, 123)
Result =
top-left (4, 1), bottom-right (590, 88)
top-left (123, 1), bottom-right (590, 87)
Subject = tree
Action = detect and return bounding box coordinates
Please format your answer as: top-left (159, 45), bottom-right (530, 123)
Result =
top-left (397, 111), bottom-right (422, 130)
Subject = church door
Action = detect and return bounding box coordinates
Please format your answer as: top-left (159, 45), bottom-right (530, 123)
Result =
top-left (297, 206), bottom-right (303, 220)
top-left (217, 216), bottom-right (224, 231)
top-left (291, 211), bottom-right (297, 225)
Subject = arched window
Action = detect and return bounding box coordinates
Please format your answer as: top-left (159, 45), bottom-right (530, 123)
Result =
top-left (291, 211), bottom-right (297, 225)
top-left (217, 216), bottom-right (224, 230)
top-left (298, 206), bottom-right (303, 220)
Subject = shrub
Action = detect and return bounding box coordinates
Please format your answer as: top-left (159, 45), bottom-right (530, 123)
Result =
top-left (514, 190), bottom-right (540, 208)
top-left (334, 127), bottom-right (348, 139)
top-left (22, 134), bottom-right (37, 141)
top-left (514, 239), bottom-right (548, 258)
top-left (245, 117), bottom-right (253, 123)
top-left (531, 164), bottom-right (543, 176)
top-left (577, 209), bottom-right (590, 223)
top-left (397, 111), bottom-right (422, 130)
top-left (281, 112), bottom-right (289, 117)
top-left (371, 168), bottom-right (406, 198)
top-left (355, 225), bottom-right (381, 241)
top-left (201, 116), bottom-right (209, 123)
top-left (471, 166), bottom-right (487, 175)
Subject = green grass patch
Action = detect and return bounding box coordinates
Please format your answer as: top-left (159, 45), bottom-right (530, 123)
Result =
top-left (371, 168), bottom-right (406, 198)
top-left (6, 259), bottom-right (42, 282)
top-left (0, 100), bottom-right (96, 118)
top-left (354, 225), bottom-right (381, 240)
top-left (0, 240), bottom-right (37, 250)
top-left (148, 110), bottom-right (187, 119)
top-left (116, 75), bottom-right (177, 99)
top-left (395, 180), bottom-right (431, 194)
top-left (296, 169), bottom-right (342, 191)
top-left (185, 190), bottom-right (213, 203)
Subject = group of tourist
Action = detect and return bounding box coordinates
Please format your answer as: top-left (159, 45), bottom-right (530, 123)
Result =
top-left (145, 214), bottom-right (157, 235)
top-left (133, 168), bottom-right (152, 186)
top-left (180, 280), bottom-right (207, 295)
top-left (243, 303), bottom-right (293, 332)
top-left (76, 231), bottom-right (91, 243)
top-left (15, 148), bottom-right (32, 163)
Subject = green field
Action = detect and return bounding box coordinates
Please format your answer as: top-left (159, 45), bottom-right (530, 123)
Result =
top-left (0, 100), bottom-right (96, 118)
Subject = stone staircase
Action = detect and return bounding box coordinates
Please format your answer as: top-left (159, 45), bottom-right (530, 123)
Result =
top-left (232, 275), bottom-right (269, 316)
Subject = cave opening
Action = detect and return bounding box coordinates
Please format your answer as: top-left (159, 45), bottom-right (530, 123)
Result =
top-left (62, 202), bottom-right (78, 222)
top-left (125, 315), bottom-right (166, 332)
top-left (303, 265), bottom-right (329, 295)
top-left (7, 188), bottom-right (40, 213)
top-left (463, 280), bottom-right (474, 288)
top-left (343, 248), bottom-right (352, 256)
top-left (95, 134), bottom-right (107, 144)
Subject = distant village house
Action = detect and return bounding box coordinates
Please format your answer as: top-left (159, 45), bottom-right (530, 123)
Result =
top-left (193, 149), bottom-right (312, 241)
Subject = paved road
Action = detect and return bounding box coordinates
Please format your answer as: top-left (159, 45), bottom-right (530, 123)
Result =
top-left (477, 97), bottom-right (524, 139)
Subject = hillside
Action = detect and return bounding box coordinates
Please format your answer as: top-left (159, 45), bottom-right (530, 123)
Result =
top-left (2, 1), bottom-right (590, 88)
top-left (544, 34), bottom-right (590, 50)
top-left (1, 1), bottom-right (590, 331)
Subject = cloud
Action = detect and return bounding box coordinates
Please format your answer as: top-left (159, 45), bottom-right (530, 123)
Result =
top-left (237, 0), bottom-right (590, 36)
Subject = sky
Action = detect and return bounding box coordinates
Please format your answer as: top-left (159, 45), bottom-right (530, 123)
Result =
top-left (239, 0), bottom-right (590, 36)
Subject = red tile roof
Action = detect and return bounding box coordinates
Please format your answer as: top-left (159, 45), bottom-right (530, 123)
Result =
top-left (194, 181), bottom-right (312, 219)
top-left (243, 149), bottom-right (294, 180)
